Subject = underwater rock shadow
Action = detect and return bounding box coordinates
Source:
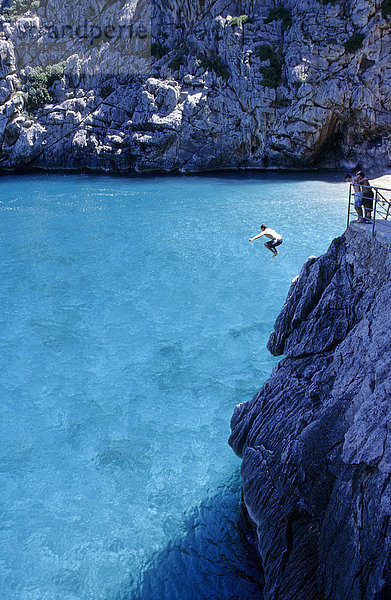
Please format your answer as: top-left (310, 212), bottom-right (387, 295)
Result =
top-left (117, 472), bottom-right (263, 600)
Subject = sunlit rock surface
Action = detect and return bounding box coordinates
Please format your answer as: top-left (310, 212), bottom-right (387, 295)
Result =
top-left (229, 224), bottom-right (391, 600)
top-left (0, 0), bottom-right (390, 172)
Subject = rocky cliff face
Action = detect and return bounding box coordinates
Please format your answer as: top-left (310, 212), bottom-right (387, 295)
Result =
top-left (229, 223), bottom-right (391, 600)
top-left (0, 0), bottom-right (390, 172)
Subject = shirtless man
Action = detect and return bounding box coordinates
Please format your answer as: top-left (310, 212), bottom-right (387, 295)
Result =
top-left (249, 224), bottom-right (283, 257)
top-left (345, 173), bottom-right (364, 222)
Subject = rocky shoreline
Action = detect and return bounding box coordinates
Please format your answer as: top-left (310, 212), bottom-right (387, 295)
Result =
top-left (229, 223), bottom-right (391, 600)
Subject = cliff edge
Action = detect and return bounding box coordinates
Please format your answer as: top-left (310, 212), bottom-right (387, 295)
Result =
top-left (229, 224), bottom-right (391, 600)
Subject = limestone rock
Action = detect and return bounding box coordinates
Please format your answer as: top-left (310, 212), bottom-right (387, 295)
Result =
top-left (229, 225), bottom-right (391, 600)
top-left (0, 0), bottom-right (389, 171)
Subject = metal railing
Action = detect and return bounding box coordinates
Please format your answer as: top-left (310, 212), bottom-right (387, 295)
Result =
top-left (347, 183), bottom-right (391, 237)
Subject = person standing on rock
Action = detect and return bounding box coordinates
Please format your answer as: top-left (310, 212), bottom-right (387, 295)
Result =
top-left (249, 224), bottom-right (283, 257)
top-left (345, 173), bottom-right (364, 222)
top-left (356, 171), bottom-right (374, 223)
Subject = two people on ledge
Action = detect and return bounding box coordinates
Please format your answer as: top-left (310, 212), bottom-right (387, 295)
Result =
top-left (345, 171), bottom-right (374, 224)
top-left (249, 224), bottom-right (283, 257)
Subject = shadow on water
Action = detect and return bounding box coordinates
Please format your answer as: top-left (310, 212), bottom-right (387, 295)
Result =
top-left (116, 472), bottom-right (263, 600)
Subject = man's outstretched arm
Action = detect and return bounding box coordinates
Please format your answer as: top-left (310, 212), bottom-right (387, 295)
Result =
top-left (249, 232), bottom-right (265, 242)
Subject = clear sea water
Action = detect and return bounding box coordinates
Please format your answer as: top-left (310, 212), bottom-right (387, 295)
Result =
top-left (0, 173), bottom-right (347, 600)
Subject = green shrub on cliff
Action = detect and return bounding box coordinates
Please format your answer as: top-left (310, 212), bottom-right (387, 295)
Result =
top-left (25, 62), bottom-right (64, 112)
top-left (264, 6), bottom-right (292, 31)
top-left (199, 55), bottom-right (229, 80)
top-left (100, 85), bottom-right (114, 99)
top-left (344, 33), bottom-right (365, 53)
top-left (43, 63), bottom-right (65, 87)
top-left (381, 0), bottom-right (391, 18)
top-left (151, 43), bottom-right (168, 59)
top-left (229, 15), bottom-right (252, 27)
top-left (256, 44), bottom-right (282, 88)
top-left (168, 52), bottom-right (186, 71)
top-left (4, 0), bottom-right (39, 18)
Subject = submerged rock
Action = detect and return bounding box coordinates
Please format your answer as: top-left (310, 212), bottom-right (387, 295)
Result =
top-left (229, 224), bottom-right (391, 600)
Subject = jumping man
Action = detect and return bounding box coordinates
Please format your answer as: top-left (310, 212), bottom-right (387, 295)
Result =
top-left (249, 224), bottom-right (283, 257)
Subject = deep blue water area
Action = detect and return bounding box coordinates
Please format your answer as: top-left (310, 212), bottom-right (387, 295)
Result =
top-left (0, 173), bottom-right (347, 600)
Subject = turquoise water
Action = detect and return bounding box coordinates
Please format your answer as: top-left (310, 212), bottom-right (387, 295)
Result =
top-left (0, 173), bottom-right (347, 600)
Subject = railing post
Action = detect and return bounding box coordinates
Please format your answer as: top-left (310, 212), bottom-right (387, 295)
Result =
top-left (347, 184), bottom-right (352, 228)
top-left (372, 189), bottom-right (377, 238)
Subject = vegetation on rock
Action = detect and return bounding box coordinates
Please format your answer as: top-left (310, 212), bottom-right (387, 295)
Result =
top-left (344, 33), bottom-right (365, 53)
top-left (198, 55), bottom-right (229, 80)
top-left (100, 85), bottom-right (114, 99)
top-left (229, 15), bottom-right (252, 27)
top-left (256, 44), bottom-right (282, 88)
top-left (151, 43), bottom-right (168, 59)
top-left (4, 0), bottom-right (39, 18)
top-left (264, 6), bottom-right (292, 31)
top-left (168, 51), bottom-right (187, 71)
top-left (24, 63), bottom-right (64, 112)
top-left (381, 0), bottom-right (391, 18)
